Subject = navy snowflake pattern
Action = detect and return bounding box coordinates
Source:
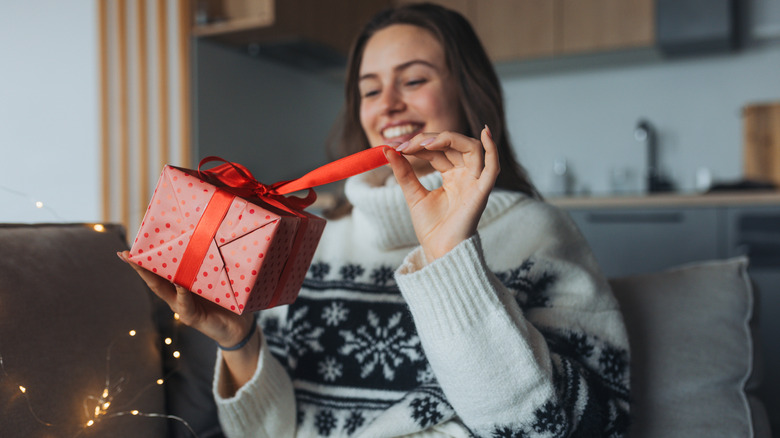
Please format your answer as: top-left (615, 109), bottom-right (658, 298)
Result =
top-left (343, 410), bottom-right (365, 435)
top-left (599, 345), bottom-right (628, 384)
top-left (370, 265), bottom-right (395, 286)
top-left (409, 396), bottom-right (444, 428)
top-left (309, 261), bottom-right (330, 280)
top-left (568, 332), bottom-right (595, 359)
top-left (495, 258), bottom-right (557, 310)
top-left (314, 409), bottom-right (337, 436)
top-left (492, 426), bottom-right (530, 438)
top-left (532, 401), bottom-right (565, 435)
top-left (339, 264), bottom-right (365, 281)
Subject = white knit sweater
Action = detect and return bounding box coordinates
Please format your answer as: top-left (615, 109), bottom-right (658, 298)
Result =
top-left (213, 169), bottom-right (630, 437)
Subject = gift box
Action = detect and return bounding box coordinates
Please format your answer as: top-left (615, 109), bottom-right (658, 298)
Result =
top-left (129, 162), bottom-right (326, 314)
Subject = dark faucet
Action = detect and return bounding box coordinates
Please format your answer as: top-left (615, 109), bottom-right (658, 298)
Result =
top-left (635, 119), bottom-right (674, 193)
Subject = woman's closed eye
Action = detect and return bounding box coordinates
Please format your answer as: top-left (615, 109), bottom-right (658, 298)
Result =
top-left (403, 78), bottom-right (427, 88)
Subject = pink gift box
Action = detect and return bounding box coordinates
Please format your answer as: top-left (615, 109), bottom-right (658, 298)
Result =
top-left (129, 164), bottom-right (326, 314)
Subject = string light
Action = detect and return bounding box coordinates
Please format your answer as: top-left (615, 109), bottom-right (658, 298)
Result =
top-left (1, 314), bottom-right (198, 437)
top-left (92, 224), bottom-right (106, 232)
top-left (173, 313), bottom-right (180, 320)
top-left (0, 184), bottom-right (65, 220)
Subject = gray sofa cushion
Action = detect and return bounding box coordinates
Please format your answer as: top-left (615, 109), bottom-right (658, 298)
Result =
top-left (0, 223), bottom-right (167, 437)
top-left (610, 257), bottom-right (770, 437)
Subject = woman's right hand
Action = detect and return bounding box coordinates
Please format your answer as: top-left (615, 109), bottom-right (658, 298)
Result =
top-left (117, 250), bottom-right (255, 348)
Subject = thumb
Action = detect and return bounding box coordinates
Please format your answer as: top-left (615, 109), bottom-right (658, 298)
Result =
top-left (384, 147), bottom-right (428, 207)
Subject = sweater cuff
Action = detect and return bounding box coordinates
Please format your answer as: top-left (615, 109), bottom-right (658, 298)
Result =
top-left (395, 234), bottom-right (506, 334)
top-left (213, 332), bottom-right (295, 436)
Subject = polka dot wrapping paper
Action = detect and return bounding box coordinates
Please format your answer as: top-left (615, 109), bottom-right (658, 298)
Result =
top-left (128, 165), bottom-right (326, 314)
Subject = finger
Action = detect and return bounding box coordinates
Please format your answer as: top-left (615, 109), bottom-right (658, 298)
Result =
top-left (411, 132), bottom-right (483, 177)
top-left (384, 147), bottom-right (429, 208)
top-left (173, 284), bottom-right (199, 322)
top-left (118, 250), bottom-right (178, 306)
top-left (480, 125), bottom-right (500, 189)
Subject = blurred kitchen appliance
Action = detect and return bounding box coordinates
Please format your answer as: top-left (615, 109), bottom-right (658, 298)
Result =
top-left (743, 102), bottom-right (780, 186)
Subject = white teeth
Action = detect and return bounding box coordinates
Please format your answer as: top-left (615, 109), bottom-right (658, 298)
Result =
top-left (382, 124), bottom-right (418, 139)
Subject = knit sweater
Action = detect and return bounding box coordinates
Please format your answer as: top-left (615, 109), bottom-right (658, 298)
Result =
top-left (213, 168), bottom-right (631, 438)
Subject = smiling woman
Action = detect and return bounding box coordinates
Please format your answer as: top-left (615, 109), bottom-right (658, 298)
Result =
top-left (120, 3), bottom-right (631, 438)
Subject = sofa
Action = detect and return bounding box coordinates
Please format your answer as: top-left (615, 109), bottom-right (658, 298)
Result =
top-left (0, 223), bottom-right (773, 437)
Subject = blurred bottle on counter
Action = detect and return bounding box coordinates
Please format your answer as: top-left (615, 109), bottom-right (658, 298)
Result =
top-left (550, 158), bottom-right (575, 196)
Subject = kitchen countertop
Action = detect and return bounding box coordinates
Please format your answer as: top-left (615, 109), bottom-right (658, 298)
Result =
top-left (548, 190), bottom-right (780, 209)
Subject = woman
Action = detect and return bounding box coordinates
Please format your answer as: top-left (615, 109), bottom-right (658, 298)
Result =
top-left (122, 3), bottom-right (630, 437)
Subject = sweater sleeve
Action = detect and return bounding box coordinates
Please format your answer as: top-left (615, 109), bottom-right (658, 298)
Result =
top-left (395, 229), bottom-right (630, 437)
top-left (213, 329), bottom-right (297, 438)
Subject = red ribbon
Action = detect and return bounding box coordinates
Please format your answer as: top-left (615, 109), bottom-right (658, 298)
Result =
top-left (183, 146), bottom-right (393, 310)
top-left (197, 146), bottom-right (393, 209)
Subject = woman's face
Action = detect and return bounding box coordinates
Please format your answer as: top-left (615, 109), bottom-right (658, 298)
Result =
top-left (358, 24), bottom-right (465, 169)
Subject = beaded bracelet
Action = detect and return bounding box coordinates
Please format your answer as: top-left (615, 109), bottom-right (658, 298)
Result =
top-left (218, 318), bottom-right (258, 351)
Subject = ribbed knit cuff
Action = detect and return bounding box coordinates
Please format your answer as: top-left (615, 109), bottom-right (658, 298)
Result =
top-left (395, 234), bottom-right (506, 335)
top-left (213, 333), bottom-right (295, 437)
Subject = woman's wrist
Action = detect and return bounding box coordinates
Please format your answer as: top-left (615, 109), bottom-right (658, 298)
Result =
top-left (218, 317), bottom-right (258, 351)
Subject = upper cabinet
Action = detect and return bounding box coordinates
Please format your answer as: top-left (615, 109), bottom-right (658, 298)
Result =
top-left (192, 0), bottom-right (655, 63)
top-left (192, 0), bottom-right (392, 56)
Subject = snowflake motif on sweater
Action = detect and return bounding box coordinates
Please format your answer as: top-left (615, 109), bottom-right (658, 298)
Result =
top-left (257, 255), bottom-right (630, 437)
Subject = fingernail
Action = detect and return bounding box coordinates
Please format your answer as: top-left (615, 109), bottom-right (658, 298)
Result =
top-left (386, 141), bottom-right (402, 148)
top-left (117, 251), bottom-right (125, 261)
top-left (396, 141), bottom-right (410, 151)
top-left (420, 137), bottom-right (434, 147)
top-left (484, 124), bottom-right (493, 139)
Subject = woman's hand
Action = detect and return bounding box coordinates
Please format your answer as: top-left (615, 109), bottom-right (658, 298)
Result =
top-left (384, 126), bottom-right (499, 262)
top-left (117, 251), bottom-right (254, 348)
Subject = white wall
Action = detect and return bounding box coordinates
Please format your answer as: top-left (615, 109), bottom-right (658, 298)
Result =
top-left (0, 1), bottom-right (100, 222)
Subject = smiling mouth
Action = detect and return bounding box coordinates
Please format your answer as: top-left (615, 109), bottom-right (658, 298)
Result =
top-left (382, 123), bottom-right (423, 141)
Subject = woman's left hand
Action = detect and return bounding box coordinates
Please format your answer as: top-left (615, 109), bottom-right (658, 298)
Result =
top-left (384, 126), bottom-right (499, 262)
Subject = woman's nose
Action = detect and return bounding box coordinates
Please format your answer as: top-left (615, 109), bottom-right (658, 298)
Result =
top-left (378, 86), bottom-right (405, 114)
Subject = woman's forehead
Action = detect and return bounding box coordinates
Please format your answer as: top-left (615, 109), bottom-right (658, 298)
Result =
top-left (359, 24), bottom-right (445, 76)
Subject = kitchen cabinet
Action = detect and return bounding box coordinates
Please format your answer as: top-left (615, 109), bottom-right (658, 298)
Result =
top-left (192, 0), bottom-right (656, 63)
top-left (558, 0), bottom-right (655, 55)
top-left (566, 207), bottom-right (722, 277)
top-left (401, 0), bottom-right (654, 60)
top-left (192, 0), bottom-right (391, 56)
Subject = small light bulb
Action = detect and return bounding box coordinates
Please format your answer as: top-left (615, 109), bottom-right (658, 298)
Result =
top-left (102, 389), bottom-right (109, 398)
top-left (129, 330), bottom-right (137, 337)
top-left (86, 420), bottom-right (95, 427)
top-left (103, 402), bottom-right (110, 409)
top-left (93, 224), bottom-right (105, 232)
top-left (131, 410), bottom-right (139, 415)
top-left (19, 386), bottom-right (26, 394)
top-left (164, 337), bottom-right (172, 345)
top-left (94, 406), bottom-right (101, 416)
top-left (173, 313), bottom-right (180, 320)
top-left (173, 351), bottom-right (180, 358)
top-left (35, 201), bottom-right (44, 209)
top-left (156, 379), bottom-right (164, 385)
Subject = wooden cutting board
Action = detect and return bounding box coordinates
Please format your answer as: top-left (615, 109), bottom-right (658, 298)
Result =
top-left (743, 101), bottom-right (780, 185)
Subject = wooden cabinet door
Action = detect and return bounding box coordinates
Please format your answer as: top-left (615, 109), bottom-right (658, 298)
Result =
top-left (473, 0), bottom-right (555, 61)
top-left (558, 0), bottom-right (654, 55)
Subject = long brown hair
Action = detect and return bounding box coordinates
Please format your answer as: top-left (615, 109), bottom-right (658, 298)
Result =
top-left (325, 2), bottom-right (540, 218)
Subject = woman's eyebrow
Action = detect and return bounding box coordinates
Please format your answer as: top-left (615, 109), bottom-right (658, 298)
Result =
top-left (359, 59), bottom-right (439, 82)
